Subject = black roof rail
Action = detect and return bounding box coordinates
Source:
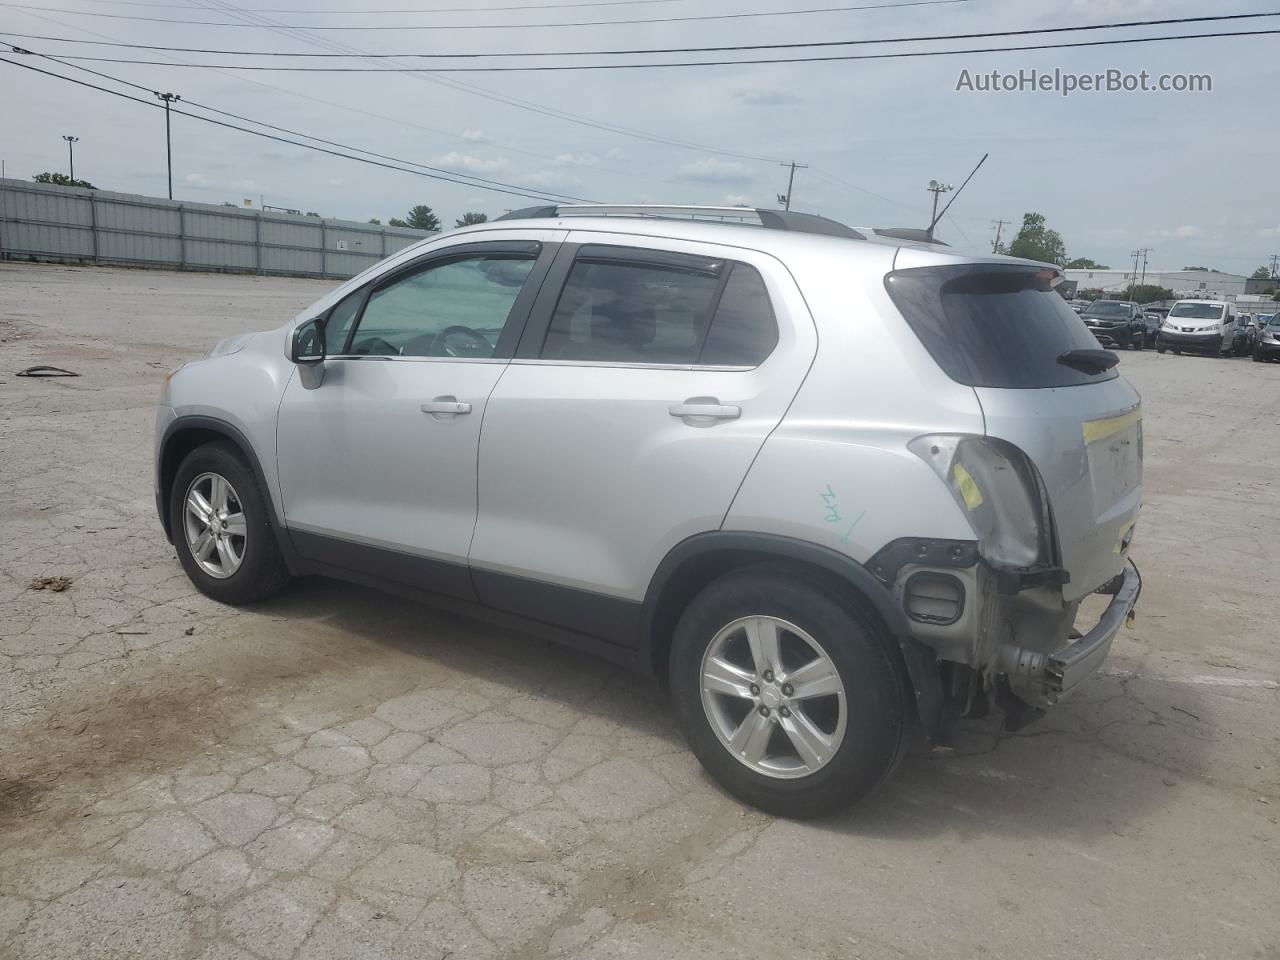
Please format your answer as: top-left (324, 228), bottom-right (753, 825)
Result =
top-left (493, 204), bottom-right (865, 240)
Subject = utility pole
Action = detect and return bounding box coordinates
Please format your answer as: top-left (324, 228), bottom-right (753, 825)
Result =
top-left (1269, 253), bottom-right (1279, 279)
top-left (991, 218), bottom-right (1009, 254)
top-left (155, 92), bottom-right (181, 199)
top-left (62, 135), bottom-right (79, 182)
top-left (1138, 248), bottom-right (1151, 292)
top-left (925, 180), bottom-right (953, 241)
top-left (776, 161), bottom-right (807, 211)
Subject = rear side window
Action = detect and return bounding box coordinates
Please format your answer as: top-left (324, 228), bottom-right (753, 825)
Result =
top-left (886, 265), bottom-right (1117, 389)
top-left (700, 264), bottom-right (778, 366)
top-left (540, 249), bottom-right (778, 366)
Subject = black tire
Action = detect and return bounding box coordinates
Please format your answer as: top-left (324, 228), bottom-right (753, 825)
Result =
top-left (669, 567), bottom-right (908, 818)
top-left (1254, 350), bottom-right (1265, 362)
top-left (1157, 342), bottom-right (1166, 354)
top-left (1131, 334), bottom-right (1143, 351)
top-left (1173, 348), bottom-right (1181, 355)
top-left (170, 442), bottom-right (291, 605)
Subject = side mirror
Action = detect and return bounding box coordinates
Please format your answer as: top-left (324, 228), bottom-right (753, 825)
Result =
top-left (291, 318), bottom-right (325, 365)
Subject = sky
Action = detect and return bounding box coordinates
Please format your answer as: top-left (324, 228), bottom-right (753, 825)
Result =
top-left (2, 0), bottom-right (1278, 273)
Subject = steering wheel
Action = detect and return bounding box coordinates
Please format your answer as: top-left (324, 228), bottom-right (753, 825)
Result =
top-left (430, 325), bottom-right (492, 358)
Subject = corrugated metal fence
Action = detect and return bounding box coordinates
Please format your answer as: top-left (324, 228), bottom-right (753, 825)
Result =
top-left (0, 178), bottom-right (434, 280)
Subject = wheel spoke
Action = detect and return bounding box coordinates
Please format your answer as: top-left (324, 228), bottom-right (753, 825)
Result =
top-left (780, 710), bottom-right (835, 770)
top-left (186, 489), bottom-right (212, 525)
top-left (192, 528), bottom-right (216, 561)
top-left (786, 656), bottom-right (842, 701)
top-left (743, 618), bottom-right (782, 676)
top-left (209, 475), bottom-right (229, 513)
top-left (223, 512), bottom-right (247, 538)
top-left (728, 709), bottom-right (773, 765)
top-left (215, 536), bottom-right (238, 571)
top-left (702, 656), bottom-right (756, 700)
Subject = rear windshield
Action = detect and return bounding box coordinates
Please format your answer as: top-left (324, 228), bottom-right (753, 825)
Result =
top-left (1169, 302), bottom-right (1225, 319)
top-left (885, 264), bottom-right (1118, 389)
top-left (1085, 301), bottom-right (1129, 317)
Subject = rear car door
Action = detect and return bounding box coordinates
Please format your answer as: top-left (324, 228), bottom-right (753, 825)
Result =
top-left (275, 235), bottom-right (560, 600)
top-left (468, 235), bottom-right (816, 643)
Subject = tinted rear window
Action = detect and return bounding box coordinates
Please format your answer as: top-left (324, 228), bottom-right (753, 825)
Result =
top-left (885, 264), bottom-right (1118, 389)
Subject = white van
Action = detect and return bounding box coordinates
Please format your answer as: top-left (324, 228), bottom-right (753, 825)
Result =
top-left (1158, 299), bottom-right (1237, 356)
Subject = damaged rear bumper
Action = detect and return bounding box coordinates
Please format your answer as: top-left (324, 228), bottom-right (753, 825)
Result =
top-left (999, 559), bottom-right (1141, 706)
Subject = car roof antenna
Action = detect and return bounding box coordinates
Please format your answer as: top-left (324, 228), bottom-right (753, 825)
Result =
top-left (926, 153), bottom-right (988, 242)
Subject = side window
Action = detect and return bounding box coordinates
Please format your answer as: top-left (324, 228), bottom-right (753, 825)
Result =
top-left (700, 263), bottom-right (779, 366)
top-left (348, 253), bottom-right (537, 358)
top-left (541, 255), bottom-right (723, 364)
top-left (324, 289), bottom-right (365, 354)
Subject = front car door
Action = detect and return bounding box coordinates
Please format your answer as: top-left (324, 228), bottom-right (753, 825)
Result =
top-left (468, 233), bottom-right (817, 644)
top-left (275, 234), bottom-right (561, 600)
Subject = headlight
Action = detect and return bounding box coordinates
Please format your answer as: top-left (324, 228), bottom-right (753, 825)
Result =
top-left (908, 434), bottom-right (1051, 569)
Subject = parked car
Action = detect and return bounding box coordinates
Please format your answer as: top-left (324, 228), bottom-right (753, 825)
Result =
top-left (1232, 314), bottom-right (1259, 355)
top-left (1142, 311), bottom-right (1163, 347)
top-left (1080, 300), bottom-right (1146, 349)
top-left (1254, 314), bottom-right (1280, 362)
top-left (1158, 299), bottom-right (1238, 356)
top-left (155, 204), bottom-right (1142, 817)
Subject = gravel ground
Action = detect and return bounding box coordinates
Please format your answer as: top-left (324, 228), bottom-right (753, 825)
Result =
top-left (1, 262), bottom-right (1277, 960)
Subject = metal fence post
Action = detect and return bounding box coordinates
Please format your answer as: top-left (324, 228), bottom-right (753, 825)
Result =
top-left (178, 203), bottom-right (187, 270)
top-left (89, 191), bottom-right (99, 264)
top-left (319, 219), bottom-right (327, 278)
top-left (254, 210), bottom-right (262, 275)
top-left (380, 228), bottom-right (387, 258)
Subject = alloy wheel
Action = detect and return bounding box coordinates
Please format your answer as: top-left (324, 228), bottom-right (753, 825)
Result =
top-left (699, 616), bottom-right (848, 779)
top-left (183, 472), bottom-right (247, 579)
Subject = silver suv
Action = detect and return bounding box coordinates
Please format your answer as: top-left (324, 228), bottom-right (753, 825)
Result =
top-left (156, 205), bottom-right (1142, 817)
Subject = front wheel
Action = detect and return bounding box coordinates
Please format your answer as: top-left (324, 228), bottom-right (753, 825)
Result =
top-left (170, 442), bottom-right (291, 605)
top-left (669, 568), bottom-right (908, 818)
top-left (1157, 341), bottom-right (1167, 354)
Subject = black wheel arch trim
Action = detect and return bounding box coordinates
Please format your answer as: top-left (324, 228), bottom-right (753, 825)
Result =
top-left (640, 531), bottom-right (943, 735)
top-left (158, 415), bottom-right (300, 569)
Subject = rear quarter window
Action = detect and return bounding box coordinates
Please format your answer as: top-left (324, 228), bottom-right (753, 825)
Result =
top-left (885, 264), bottom-right (1118, 389)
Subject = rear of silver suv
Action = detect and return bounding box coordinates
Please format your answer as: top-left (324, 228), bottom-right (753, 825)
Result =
top-left (155, 206), bottom-right (1141, 817)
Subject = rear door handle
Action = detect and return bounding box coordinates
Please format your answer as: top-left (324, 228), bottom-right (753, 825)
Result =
top-left (669, 398), bottom-right (741, 422)
top-left (421, 396), bottom-right (472, 417)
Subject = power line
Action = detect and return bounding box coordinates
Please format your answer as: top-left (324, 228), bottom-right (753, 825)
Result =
top-left (58, 0), bottom-right (682, 9)
top-left (6, 11), bottom-right (1275, 57)
top-left (168, 0), bottom-right (792, 164)
top-left (35, 26), bottom-right (1280, 70)
top-left (0, 55), bottom-right (597, 203)
top-left (17, 45), bottom-right (594, 202)
top-left (0, 0), bottom-right (972, 29)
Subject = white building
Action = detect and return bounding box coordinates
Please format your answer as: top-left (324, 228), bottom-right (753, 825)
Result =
top-left (1063, 268), bottom-right (1247, 300)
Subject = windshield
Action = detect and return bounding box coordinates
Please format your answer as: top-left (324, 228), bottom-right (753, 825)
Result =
top-left (1169, 302), bottom-right (1225, 320)
top-left (1085, 301), bottom-right (1129, 318)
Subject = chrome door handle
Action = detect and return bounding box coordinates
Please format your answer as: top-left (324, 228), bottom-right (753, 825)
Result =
top-left (669, 398), bottom-right (741, 422)
top-left (421, 396), bottom-right (472, 416)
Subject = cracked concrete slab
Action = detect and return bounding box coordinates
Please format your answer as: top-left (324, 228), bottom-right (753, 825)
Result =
top-left (1, 264), bottom-right (1278, 960)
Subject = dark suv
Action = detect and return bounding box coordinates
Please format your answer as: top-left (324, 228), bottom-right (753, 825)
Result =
top-left (1081, 300), bottom-right (1145, 350)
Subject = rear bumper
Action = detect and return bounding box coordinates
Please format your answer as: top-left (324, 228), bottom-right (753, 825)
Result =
top-left (999, 559), bottom-right (1141, 705)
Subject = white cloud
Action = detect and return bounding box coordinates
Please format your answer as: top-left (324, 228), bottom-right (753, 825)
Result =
top-left (1174, 225), bottom-right (1200, 238)
top-left (515, 170), bottom-right (583, 189)
top-left (554, 153), bottom-right (600, 167)
top-left (1259, 225), bottom-right (1280, 238)
top-left (461, 128), bottom-right (488, 142)
top-left (675, 157), bottom-right (754, 185)
top-left (437, 151), bottom-right (509, 174)
top-left (723, 193), bottom-right (752, 207)
top-left (605, 147), bottom-right (628, 160)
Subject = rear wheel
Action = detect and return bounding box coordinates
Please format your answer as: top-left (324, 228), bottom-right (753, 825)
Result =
top-left (1157, 341), bottom-right (1166, 354)
top-left (669, 568), bottom-right (908, 818)
top-left (1173, 347), bottom-right (1182, 355)
top-left (170, 443), bottom-right (291, 605)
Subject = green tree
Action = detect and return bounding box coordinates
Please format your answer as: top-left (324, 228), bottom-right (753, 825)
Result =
top-left (454, 211), bottom-right (488, 227)
top-left (305, 211), bottom-right (321, 218)
top-left (1007, 212), bottom-right (1067, 265)
top-left (1182, 265), bottom-right (1209, 271)
top-left (367, 217), bottom-right (382, 225)
top-left (1121, 284), bottom-right (1175, 304)
top-left (1065, 257), bottom-right (1109, 269)
top-left (391, 205), bottom-right (440, 232)
top-left (1250, 266), bottom-right (1273, 279)
top-left (33, 171), bottom-right (96, 189)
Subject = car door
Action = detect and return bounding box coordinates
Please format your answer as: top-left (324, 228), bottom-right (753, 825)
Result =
top-left (468, 234), bottom-right (817, 644)
top-left (275, 234), bottom-right (561, 601)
